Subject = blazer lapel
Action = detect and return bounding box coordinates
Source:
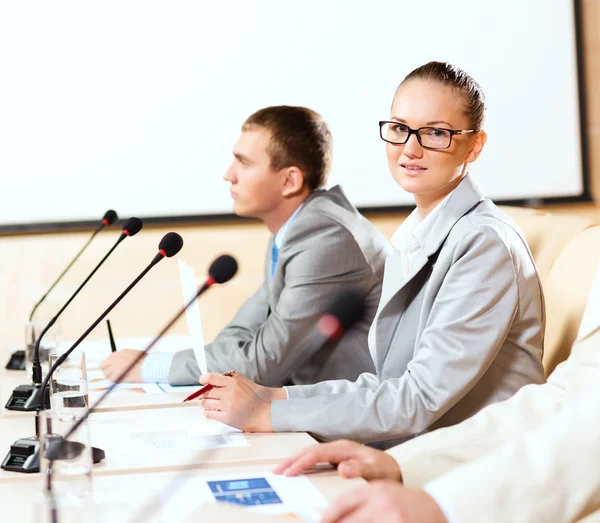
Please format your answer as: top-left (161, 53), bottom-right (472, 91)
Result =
top-left (372, 175), bottom-right (485, 367)
top-left (373, 248), bottom-right (429, 367)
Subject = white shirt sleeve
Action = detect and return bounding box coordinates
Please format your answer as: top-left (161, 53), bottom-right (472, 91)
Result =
top-left (424, 482), bottom-right (463, 523)
top-left (140, 352), bottom-right (174, 383)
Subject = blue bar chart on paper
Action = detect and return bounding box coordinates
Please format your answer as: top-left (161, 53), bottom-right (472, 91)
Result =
top-left (208, 478), bottom-right (283, 506)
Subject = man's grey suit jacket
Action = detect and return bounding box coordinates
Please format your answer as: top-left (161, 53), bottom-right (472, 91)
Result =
top-left (272, 175), bottom-right (546, 446)
top-left (168, 185), bottom-right (391, 387)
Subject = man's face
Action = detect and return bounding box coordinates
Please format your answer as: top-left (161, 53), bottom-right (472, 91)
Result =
top-left (223, 128), bottom-right (286, 219)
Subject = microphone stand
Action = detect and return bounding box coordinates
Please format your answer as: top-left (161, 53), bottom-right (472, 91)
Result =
top-left (6, 219), bottom-right (140, 411)
top-left (1, 235), bottom-right (182, 474)
top-left (6, 234), bottom-right (128, 411)
top-left (42, 261), bottom-right (233, 523)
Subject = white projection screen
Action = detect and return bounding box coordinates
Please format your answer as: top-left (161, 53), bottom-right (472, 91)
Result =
top-left (0, 1), bottom-right (588, 231)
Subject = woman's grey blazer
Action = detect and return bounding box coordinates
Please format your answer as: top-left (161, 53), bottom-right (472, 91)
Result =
top-left (272, 175), bottom-right (546, 446)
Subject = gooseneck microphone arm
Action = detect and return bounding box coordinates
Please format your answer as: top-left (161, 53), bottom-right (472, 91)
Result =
top-left (46, 282), bottom-right (212, 523)
top-left (5, 217), bottom-right (142, 413)
top-left (32, 235), bottom-right (124, 386)
top-left (44, 236), bottom-right (193, 523)
top-left (29, 227), bottom-right (100, 323)
top-left (55, 254), bottom-right (238, 466)
top-left (66, 277), bottom-right (215, 424)
top-left (31, 220), bottom-right (140, 386)
top-left (28, 210), bottom-right (118, 323)
top-left (0, 234), bottom-right (186, 477)
top-left (39, 251), bottom-right (171, 408)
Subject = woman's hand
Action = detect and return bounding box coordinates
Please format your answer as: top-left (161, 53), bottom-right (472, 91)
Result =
top-left (197, 372), bottom-right (280, 432)
top-left (273, 440), bottom-right (402, 482)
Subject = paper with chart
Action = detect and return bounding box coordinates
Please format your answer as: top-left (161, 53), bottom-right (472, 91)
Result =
top-left (158, 472), bottom-right (326, 522)
top-left (178, 259), bottom-right (207, 374)
top-left (115, 409), bottom-right (248, 453)
top-left (122, 426), bottom-right (248, 452)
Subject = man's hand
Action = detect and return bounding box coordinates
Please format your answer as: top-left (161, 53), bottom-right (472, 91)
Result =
top-left (273, 440), bottom-right (402, 482)
top-left (100, 349), bottom-right (146, 383)
top-left (322, 482), bottom-right (447, 523)
top-left (198, 372), bottom-right (274, 432)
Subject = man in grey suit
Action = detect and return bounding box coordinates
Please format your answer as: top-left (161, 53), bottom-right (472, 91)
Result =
top-left (100, 105), bottom-right (390, 387)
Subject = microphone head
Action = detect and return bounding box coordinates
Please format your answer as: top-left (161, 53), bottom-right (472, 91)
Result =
top-left (122, 217), bottom-right (143, 237)
top-left (159, 232), bottom-right (184, 257)
top-left (323, 289), bottom-right (366, 334)
top-left (208, 255), bottom-right (238, 284)
top-left (102, 210), bottom-right (118, 226)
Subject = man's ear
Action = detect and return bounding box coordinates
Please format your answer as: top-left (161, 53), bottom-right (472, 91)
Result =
top-left (281, 167), bottom-right (306, 197)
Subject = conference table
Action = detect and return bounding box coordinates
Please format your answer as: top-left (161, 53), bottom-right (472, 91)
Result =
top-left (0, 346), bottom-right (365, 522)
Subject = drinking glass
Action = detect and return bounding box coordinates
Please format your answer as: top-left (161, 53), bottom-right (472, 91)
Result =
top-left (38, 410), bottom-right (93, 504)
top-left (49, 350), bottom-right (89, 422)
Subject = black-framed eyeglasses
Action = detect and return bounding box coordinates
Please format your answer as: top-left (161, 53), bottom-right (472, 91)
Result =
top-left (379, 121), bottom-right (478, 150)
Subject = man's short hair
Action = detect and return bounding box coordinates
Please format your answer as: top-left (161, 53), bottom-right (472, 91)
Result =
top-left (242, 106), bottom-right (332, 191)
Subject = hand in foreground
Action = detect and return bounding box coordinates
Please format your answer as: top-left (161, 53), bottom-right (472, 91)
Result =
top-left (321, 482), bottom-right (447, 523)
top-left (99, 349), bottom-right (146, 382)
top-left (198, 372), bottom-right (276, 432)
top-left (273, 440), bottom-right (401, 482)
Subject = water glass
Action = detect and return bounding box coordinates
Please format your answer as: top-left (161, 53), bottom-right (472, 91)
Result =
top-left (49, 350), bottom-right (89, 422)
top-left (38, 410), bottom-right (93, 504)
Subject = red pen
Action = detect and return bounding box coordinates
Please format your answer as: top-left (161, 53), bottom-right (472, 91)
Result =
top-left (182, 370), bottom-right (237, 403)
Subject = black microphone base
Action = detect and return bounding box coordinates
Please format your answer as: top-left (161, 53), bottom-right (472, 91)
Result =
top-left (1, 437), bottom-right (106, 473)
top-left (5, 384), bottom-right (41, 411)
top-left (5, 350), bottom-right (26, 370)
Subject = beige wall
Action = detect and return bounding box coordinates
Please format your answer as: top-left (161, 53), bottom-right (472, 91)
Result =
top-left (1, 2), bottom-right (599, 349)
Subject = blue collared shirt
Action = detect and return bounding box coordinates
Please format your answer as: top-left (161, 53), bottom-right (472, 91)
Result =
top-left (271, 202), bottom-right (305, 277)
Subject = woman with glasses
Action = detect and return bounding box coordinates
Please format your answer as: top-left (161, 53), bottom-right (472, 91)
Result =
top-left (196, 61), bottom-right (545, 447)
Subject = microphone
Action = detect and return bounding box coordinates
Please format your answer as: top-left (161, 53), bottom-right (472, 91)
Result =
top-left (5, 210), bottom-right (118, 372)
top-left (305, 288), bottom-right (367, 369)
top-left (316, 289), bottom-right (366, 339)
top-left (5, 217), bottom-right (143, 412)
top-left (1, 253), bottom-right (235, 477)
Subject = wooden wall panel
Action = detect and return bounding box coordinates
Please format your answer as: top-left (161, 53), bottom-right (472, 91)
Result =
top-left (582, 0), bottom-right (600, 199)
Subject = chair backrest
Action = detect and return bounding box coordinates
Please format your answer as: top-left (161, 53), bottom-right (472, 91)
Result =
top-left (542, 225), bottom-right (600, 376)
top-left (500, 206), bottom-right (597, 286)
top-left (500, 206), bottom-right (599, 375)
